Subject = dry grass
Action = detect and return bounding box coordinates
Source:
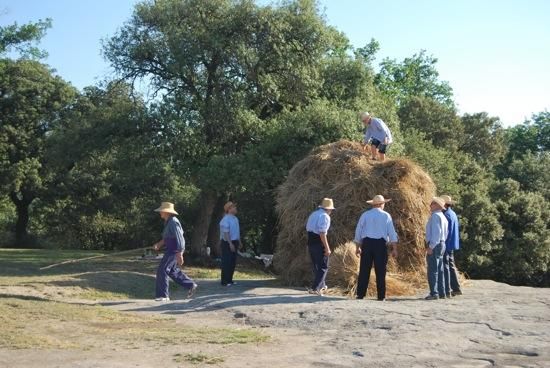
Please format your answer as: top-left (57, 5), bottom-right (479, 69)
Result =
top-left (274, 140), bottom-right (436, 295)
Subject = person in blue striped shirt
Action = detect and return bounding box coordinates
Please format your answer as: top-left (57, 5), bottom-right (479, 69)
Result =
top-left (305, 198), bottom-right (335, 296)
top-left (353, 195), bottom-right (398, 301)
top-left (441, 195), bottom-right (462, 297)
top-left (360, 112), bottom-right (393, 161)
top-left (424, 197), bottom-right (449, 300)
top-left (219, 201), bottom-right (241, 286)
top-left (153, 202), bottom-right (197, 301)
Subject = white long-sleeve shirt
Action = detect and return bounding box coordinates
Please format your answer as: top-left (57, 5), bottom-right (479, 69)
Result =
top-left (425, 211), bottom-right (448, 249)
top-left (354, 208), bottom-right (398, 244)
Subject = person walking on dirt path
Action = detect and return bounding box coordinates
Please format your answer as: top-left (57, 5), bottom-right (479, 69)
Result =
top-left (441, 195), bottom-right (462, 297)
top-left (305, 198), bottom-right (335, 296)
top-left (354, 195), bottom-right (398, 301)
top-left (153, 202), bottom-right (197, 301)
top-left (360, 112), bottom-right (393, 161)
top-left (424, 197), bottom-right (448, 300)
top-left (220, 201), bottom-right (241, 286)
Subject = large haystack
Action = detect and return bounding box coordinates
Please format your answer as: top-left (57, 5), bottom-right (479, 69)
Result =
top-left (274, 140), bottom-right (436, 295)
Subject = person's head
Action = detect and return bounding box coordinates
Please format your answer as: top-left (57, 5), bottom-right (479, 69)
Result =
top-left (154, 202), bottom-right (178, 221)
top-left (367, 194), bottom-right (391, 209)
top-left (318, 198), bottom-right (335, 215)
top-left (440, 195), bottom-right (454, 210)
top-left (360, 111), bottom-right (372, 126)
top-left (430, 197), bottom-right (446, 212)
top-left (224, 201), bottom-right (238, 215)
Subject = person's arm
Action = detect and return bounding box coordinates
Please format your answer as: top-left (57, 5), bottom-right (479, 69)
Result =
top-left (174, 222), bottom-right (185, 266)
top-left (319, 232), bottom-right (331, 256)
top-left (387, 217), bottom-right (399, 257)
top-left (354, 215), bottom-right (364, 256)
top-left (153, 239), bottom-right (165, 251)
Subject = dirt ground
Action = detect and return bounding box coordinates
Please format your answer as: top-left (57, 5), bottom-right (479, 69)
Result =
top-left (2, 278), bottom-right (549, 368)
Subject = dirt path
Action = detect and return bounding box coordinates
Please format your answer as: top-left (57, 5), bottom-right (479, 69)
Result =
top-left (1, 279), bottom-right (550, 367)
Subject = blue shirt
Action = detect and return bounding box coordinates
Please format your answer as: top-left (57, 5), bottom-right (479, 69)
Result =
top-left (444, 207), bottom-right (460, 251)
top-left (305, 208), bottom-right (331, 234)
top-left (162, 216), bottom-right (185, 253)
top-left (425, 211), bottom-right (448, 249)
top-left (364, 117), bottom-right (393, 144)
top-left (220, 214), bottom-right (240, 241)
top-left (354, 208), bottom-right (398, 244)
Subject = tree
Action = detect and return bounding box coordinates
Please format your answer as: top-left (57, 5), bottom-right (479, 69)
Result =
top-left (104, 0), bottom-right (352, 254)
top-left (460, 112), bottom-right (506, 167)
top-left (505, 111), bottom-right (550, 159)
top-left (0, 18), bottom-right (52, 59)
top-left (0, 59), bottom-right (75, 245)
top-left (375, 50), bottom-right (454, 107)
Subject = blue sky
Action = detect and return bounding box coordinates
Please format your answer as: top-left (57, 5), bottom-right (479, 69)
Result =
top-left (1, 0), bottom-right (549, 126)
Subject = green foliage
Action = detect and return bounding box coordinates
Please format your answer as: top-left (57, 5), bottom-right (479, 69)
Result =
top-left (505, 111), bottom-right (550, 158)
top-left (375, 50), bottom-right (454, 107)
top-left (491, 180), bottom-right (550, 285)
top-left (0, 18), bottom-right (51, 59)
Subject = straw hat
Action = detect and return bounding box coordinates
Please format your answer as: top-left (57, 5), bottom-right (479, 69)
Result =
top-left (440, 195), bottom-right (454, 205)
top-left (431, 197), bottom-right (446, 209)
top-left (224, 201), bottom-right (237, 213)
top-left (154, 202), bottom-right (178, 215)
top-left (318, 198), bottom-right (336, 210)
top-left (360, 111), bottom-right (371, 121)
top-left (367, 195), bottom-right (391, 205)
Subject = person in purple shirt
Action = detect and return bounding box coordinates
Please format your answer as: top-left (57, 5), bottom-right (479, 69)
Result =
top-left (152, 202), bottom-right (197, 301)
top-left (441, 195), bottom-right (462, 297)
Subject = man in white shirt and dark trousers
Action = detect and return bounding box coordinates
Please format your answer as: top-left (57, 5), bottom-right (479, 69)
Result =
top-left (425, 197), bottom-right (449, 300)
top-left (305, 198), bottom-right (335, 296)
top-left (219, 201), bottom-right (240, 286)
top-left (354, 195), bottom-right (398, 301)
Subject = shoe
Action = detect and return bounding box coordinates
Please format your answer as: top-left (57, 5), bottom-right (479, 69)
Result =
top-left (321, 285), bottom-right (328, 292)
top-left (377, 298), bottom-right (385, 301)
top-left (451, 290), bottom-right (462, 296)
top-left (228, 282), bottom-right (237, 286)
top-left (155, 297), bottom-right (170, 302)
top-left (187, 283), bottom-right (198, 298)
top-left (446, 294), bottom-right (452, 299)
top-left (356, 296), bottom-right (364, 300)
top-left (307, 288), bottom-right (316, 294)
top-left (314, 289), bottom-right (324, 296)
top-left (424, 295), bottom-right (439, 300)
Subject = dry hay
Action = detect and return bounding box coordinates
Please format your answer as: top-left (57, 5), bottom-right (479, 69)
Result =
top-left (274, 140), bottom-right (436, 296)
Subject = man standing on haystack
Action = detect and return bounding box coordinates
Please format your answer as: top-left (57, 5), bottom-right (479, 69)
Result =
top-left (153, 202), bottom-right (197, 301)
top-left (354, 195), bottom-right (398, 301)
top-left (220, 201), bottom-right (241, 286)
top-left (360, 112), bottom-right (393, 161)
top-left (441, 195), bottom-right (462, 297)
top-left (424, 197), bottom-right (448, 300)
top-left (305, 198), bottom-right (335, 296)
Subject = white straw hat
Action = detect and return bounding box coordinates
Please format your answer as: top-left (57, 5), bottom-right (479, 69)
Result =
top-left (367, 195), bottom-right (391, 205)
top-left (431, 197), bottom-right (446, 209)
top-left (318, 198), bottom-right (336, 210)
top-left (440, 195), bottom-right (454, 205)
top-left (154, 202), bottom-right (178, 215)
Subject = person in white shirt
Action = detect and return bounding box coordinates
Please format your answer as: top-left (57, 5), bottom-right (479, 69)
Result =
top-left (353, 195), bottom-right (398, 301)
top-left (424, 197), bottom-right (449, 300)
top-left (360, 111), bottom-right (393, 161)
top-left (219, 201), bottom-right (241, 286)
top-left (305, 198), bottom-right (335, 296)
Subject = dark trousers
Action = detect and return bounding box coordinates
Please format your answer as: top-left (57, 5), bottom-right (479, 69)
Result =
top-left (155, 252), bottom-right (195, 298)
top-left (443, 250), bottom-right (461, 294)
top-left (356, 237), bottom-right (388, 300)
top-left (308, 243), bottom-right (329, 291)
top-left (221, 240), bottom-right (238, 285)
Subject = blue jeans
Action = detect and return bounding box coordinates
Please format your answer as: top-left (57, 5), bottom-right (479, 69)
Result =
top-left (156, 252), bottom-right (195, 298)
top-left (427, 243), bottom-right (446, 297)
top-left (443, 250), bottom-right (461, 294)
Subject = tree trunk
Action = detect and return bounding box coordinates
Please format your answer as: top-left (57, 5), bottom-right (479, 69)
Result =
top-left (10, 191), bottom-right (34, 247)
top-left (189, 190), bottom-right (218, 256)
top-left (206, 196), bottom-right (226, 257)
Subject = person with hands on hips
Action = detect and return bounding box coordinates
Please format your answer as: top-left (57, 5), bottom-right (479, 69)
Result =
top-left (153, 202), bottom-right (197, 301)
